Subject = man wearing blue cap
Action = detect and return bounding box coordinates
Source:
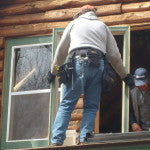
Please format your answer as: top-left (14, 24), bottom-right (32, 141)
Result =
top-left (130, 68), bottom-right (150, 131)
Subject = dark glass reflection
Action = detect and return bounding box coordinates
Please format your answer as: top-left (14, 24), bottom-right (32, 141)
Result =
top-left (13, 45), bottom-right (52, 91)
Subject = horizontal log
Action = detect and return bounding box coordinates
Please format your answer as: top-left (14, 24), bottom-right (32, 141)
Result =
top-left (69, 120), bottom-right (81, 126)
top-left (0, 0), bottom-right (144, 6)
top-left (0, 0), bottom-right (130, 16)
top-left (0, 50), bottom-right (4, 59)
top-left (72, 109), bottom-right (83, 114)
top-left (0, 38), bottom-right (4, 49)
top-left (70, 114), bottom-right (82, 121)
top-left (122, 1), bottom-right (150, 13)
top-left (0, 11), bottom-right (150, 37)
top-left (0, 22), bottom-right (57, 37)
top-left (68, 120), bottom-right (81, 131)
top-left (0, 60), bottom-right (3, 71)
top-left (68, 125), bottom-right (80, 131)
top-left (0, 102), bottom-right (1, 128)
top-left (115, 22), bottom-right (150, 31)
top-left (0, 82), bottom-right (2, 93)
top-left (0, 4), bottom-right (121, 26)
top-left (0, 71), bottom-right (3, 82)
top-left (101, 10), bottom-right (150, 25)
top-left (0, 0), bottom-right (46, 6)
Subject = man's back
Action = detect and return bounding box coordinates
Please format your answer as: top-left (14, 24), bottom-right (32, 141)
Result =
top-left (69, 11), bottom-right (107, 53)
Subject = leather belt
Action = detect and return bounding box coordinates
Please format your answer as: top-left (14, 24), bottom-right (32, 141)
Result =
top-left (70, 47), bottom-right (105, 58)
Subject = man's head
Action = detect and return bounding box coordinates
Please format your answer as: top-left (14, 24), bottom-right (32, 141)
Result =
top-left (73, 5), bottom-right (97, 19)
top-left (134, 68), bottom-right (149, 91)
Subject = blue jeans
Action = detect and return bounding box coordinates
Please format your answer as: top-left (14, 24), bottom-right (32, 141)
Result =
top-left (51, 56), bottom-right (104, 144)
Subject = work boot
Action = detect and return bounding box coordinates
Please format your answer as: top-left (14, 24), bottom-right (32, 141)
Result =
top-left (77, 133), bottom-right (93, 145)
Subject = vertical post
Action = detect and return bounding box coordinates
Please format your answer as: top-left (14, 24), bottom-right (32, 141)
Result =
top-left (121, 26), bottom-right (130, 133)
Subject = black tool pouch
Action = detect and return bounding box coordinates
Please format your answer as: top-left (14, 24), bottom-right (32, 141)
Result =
top-left (57, 62), bottom-right (74, 85)
top-left (102, 59), bottom-right (120, 94)
top-left (88, 53), bottom-right (100, 67)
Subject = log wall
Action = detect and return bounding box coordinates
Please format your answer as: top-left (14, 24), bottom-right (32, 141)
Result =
top-left (0, 0), bottom-right (150, 133)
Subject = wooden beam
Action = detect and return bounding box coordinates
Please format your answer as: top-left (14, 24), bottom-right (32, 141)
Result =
top-left (122, 1), bottom-right (150, 13)
top-left (0, 4), bottom-right (121, 26)
top-left (70, 114), bottom-right (82, 121)
top-left (0, 0), bottom-right (143, 6)
top-left (0, 60), bottom-right (3, 71)
top-left (0, 37), bottom-right (4, 49)
top-left (68, 120), bottom-right (81, 131)
top-left (0, 22), bottom-right (60, 37)
top-left (0, 11), bottom-right (150, 37)
top-left (0, 0), bottom-right (126, 16)
top-left (0, 50), bottom-right (4, 59)
top-left (0, 0), bottom-right (46, 6)
top-left (101, 10), bottom-right (150, 25)
top-left (0, 82), bottom-right (2, 93)
top-left (68, 124), bottom-right (80, 131)
top-left (0, 71), bottom-right (3, 82)
top-left (114, 22), bottom-right (150, 31)
top-left (0, 94), bottom-right (2, 131)
top-left (94, 105), bottom-right (100, 134)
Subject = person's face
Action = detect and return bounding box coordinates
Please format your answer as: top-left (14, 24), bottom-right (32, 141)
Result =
top-left (138, 84), bottom-right (149, 91)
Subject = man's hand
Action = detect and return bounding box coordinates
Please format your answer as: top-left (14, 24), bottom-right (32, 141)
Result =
top-left (123, 74), bottom-right (135, 89)
top-left (131, 123), bottom-right (142, 132)
top-left (47, 71), bottom-right (56, 83)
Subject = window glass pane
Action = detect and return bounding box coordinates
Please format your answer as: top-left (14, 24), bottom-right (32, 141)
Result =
top-left (8, 93), bottom-right (50, 140)
top-left (13, 45), bottom-right (52, 92)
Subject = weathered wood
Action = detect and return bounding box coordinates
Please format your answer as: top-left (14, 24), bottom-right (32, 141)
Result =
top-left (0, 60), bottom-right (3, 71)
top-left (101, 10), bottom-right (150, 25)
top-left (0, 11), bottom-right (150, 37)
top-left (0, 50), bottom-right (4, 59)
top-left (0, 4), bottom-right (121, 26)
top-left (115, 22), bottom-right (150, 31)
top-left (0, 22), bottom-right (57, 37)
top-left (122, 1), bottom-right (150, 13)
top-left (68, 120), bottom-right (81, 131)
top-left (0, 0), bottom-right (145, 6)
top-left (0, 82), bottom-right (2, 93)
top-left (0, 0), bottom-right (46, 6)
top-left (0, 71), bottom-right (3, 82)
top-left (71, 114), bottom-right (82, 121)
top-left (68, 124), bottom-right (80, 131)
top-left (94, 106), bottom-right (100, 133)
top-left (0, 37), bottom-right (4, 49)
top-left (0, 94), bottom-right (2, 131)
top-left (75, 98), bottom-right (83, 109)
top-left (0, 0), bottom-right (127, 16)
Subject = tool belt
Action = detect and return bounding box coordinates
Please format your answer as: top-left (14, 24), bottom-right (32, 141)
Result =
top-left (57, 48), bottom-right (105, 85)
top-left (57, 61), bottom-right (74, 85)
top-left (68, 47), bottom-right (105, 67)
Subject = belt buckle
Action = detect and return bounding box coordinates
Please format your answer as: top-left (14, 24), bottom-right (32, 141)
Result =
top-left (80, 53), bottom-right (87, 57)
top-left (79, 50), bottom-right (87, 58)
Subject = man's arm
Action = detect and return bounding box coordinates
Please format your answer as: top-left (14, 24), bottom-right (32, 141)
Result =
top-left (130, 96), bottom-right (142, 131)
top-left (105, 26), bottom-right (127, 79)
top-left (51, 22), bottom-right (73, 75)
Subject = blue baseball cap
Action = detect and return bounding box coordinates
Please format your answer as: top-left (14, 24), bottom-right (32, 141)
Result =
top-left (134, 68), bottom-right (148, 86)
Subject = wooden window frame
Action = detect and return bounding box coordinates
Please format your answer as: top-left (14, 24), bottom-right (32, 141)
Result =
top-left (50, 26), bottom-right (130, 138)
top-left (1, 35), bottom-right (53, 149)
